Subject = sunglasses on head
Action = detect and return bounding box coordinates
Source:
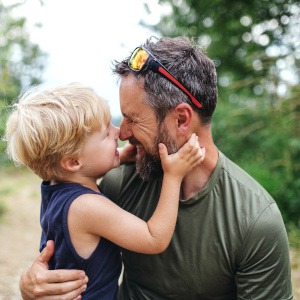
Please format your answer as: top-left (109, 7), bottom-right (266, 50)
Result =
top-left (128, 46), bottom-right (202, 109)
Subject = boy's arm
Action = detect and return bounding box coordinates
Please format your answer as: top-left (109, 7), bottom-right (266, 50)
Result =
top-left (118, 142), bottom-right (137, 164)
top-left (20, 241), bottom-right (88, 300)
top-left (69, 134), bottom-right (204, 254)
top-left (143, 136), bottom-right (205, 251)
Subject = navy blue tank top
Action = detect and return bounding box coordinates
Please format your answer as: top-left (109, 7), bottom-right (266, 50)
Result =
top-left (40, 181), bottom-right (122, 299)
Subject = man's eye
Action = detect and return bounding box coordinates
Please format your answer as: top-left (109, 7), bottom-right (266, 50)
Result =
top-left (124, 117), bottom-right (133, 124)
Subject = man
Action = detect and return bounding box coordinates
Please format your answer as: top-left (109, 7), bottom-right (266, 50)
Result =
top-left (20, 36), bottom-right (292, 299)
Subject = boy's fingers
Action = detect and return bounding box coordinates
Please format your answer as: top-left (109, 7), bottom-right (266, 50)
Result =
top-left (189, 133), bottom-right (197, 147)
top-left (158, 143), bottom-right (168, 160)
top-left (197, 147), bottom-right (206, 164)
top-left (188, 140), bottom-right (201, 158)
top-left (180, 133), bottom-right (198, 156)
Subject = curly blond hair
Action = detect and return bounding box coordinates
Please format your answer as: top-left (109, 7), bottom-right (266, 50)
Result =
top-left (5, 82), bottom-right (111, 180)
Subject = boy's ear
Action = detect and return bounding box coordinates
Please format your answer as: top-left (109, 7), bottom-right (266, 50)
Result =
top-left (173, 103), bottom-right (193, 135)
top-left (60, 157), bottom-right (81, 172)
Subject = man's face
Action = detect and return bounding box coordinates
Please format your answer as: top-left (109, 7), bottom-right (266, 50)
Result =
top-left (119, 75), bottom-right (178, 180)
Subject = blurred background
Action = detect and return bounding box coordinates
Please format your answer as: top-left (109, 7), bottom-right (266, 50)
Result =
top-left (0, 0), bottom-right (299, 298)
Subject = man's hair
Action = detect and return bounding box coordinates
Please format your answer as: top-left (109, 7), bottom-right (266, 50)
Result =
top-left (5, 82), bottom-right (111, 180)
top-left (113, 36), bottom-right (218, 124)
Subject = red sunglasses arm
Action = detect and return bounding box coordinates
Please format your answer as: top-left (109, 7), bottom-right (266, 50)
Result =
top-left (158, 67), bottom-right (202, 108)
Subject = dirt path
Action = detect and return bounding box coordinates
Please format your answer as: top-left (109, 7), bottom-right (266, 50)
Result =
top-left (0, 168), bottom-right (299, 299)
top-left (0, 169), bottom-right (41, 299)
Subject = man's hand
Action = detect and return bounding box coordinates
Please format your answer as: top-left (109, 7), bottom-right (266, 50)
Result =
top-left (19, 240), bottom-right (88, 300)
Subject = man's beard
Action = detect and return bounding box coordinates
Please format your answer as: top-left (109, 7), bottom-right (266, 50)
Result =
top-left (136, 124), bottom-right (178, 181)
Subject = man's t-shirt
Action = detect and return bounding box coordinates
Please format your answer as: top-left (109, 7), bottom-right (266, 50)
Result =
top-left (100, 151), bottom-right (292, 300)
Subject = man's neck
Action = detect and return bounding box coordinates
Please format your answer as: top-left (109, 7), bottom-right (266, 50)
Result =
top-left (180, 144), bottom-right (218, 201)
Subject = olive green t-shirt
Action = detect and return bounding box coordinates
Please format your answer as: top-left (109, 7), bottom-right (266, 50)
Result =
top-left (100, 151), bottom-right (292, 300)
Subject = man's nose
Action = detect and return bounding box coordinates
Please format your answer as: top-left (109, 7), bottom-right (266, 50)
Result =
top-left (119, 119), bottom-right (132, 141)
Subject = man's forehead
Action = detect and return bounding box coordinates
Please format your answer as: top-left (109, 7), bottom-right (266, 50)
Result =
top-left (120, 76), bottom-right (147, 109)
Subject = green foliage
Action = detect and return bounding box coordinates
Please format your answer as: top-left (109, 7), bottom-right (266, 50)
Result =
top-left (143, 0), bottom-right (300, 226)
top-left (288, 224), bottom-right (300, 249)
top-left (147, 0), bottom-right (299, 101)
top-left (0, 1), bottom-right (47, 164)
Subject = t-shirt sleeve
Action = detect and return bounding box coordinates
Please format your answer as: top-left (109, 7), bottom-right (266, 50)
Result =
top-left (99, 167), bottom-right (123, 204)
top-left (236, 203), bottom-right (293, 299)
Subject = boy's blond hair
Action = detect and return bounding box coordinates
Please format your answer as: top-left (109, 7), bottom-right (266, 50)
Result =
top-left (5, 82), bottom-right (111, 180)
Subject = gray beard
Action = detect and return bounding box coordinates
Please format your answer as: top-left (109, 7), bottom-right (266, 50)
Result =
top-left (136, 124), bottom-right (178, 181)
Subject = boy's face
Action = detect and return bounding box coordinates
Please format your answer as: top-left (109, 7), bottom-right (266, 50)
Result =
top-left (78, 123), bottom-right (120, 178)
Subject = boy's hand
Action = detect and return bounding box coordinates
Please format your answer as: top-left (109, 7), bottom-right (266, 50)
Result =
top-left (118, 142), bottom-right (137, 164)
top-left (159, 133), bottom-right (205, 180)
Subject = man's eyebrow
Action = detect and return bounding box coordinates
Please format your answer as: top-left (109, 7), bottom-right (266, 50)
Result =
top-left (122, 111), bottom-right (140, 120)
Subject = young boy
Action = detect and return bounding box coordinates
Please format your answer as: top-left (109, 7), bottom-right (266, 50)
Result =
top-left (5, 82), bottom-right (205, 299)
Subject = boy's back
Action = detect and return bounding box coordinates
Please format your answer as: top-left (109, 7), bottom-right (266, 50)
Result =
top-left (41, 181), bottom-right (122, 299)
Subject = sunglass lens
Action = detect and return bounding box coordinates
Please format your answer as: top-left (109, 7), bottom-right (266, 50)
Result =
top-left (129, 48), bottom-right (149, 71)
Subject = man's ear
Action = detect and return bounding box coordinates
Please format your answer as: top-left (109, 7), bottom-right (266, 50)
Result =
top-left (60, 157), bottom-right (81, 172)
top-left (173, 103), bottom-right (193, 135)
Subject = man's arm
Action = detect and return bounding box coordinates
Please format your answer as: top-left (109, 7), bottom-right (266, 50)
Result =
top-left (20, 240), bottom-right (88, 300)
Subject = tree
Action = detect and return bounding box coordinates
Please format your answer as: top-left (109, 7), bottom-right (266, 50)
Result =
top-left (0, 0), bottom-right (47, 163)
top-left (145, 0), bottom-right (299, 102)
